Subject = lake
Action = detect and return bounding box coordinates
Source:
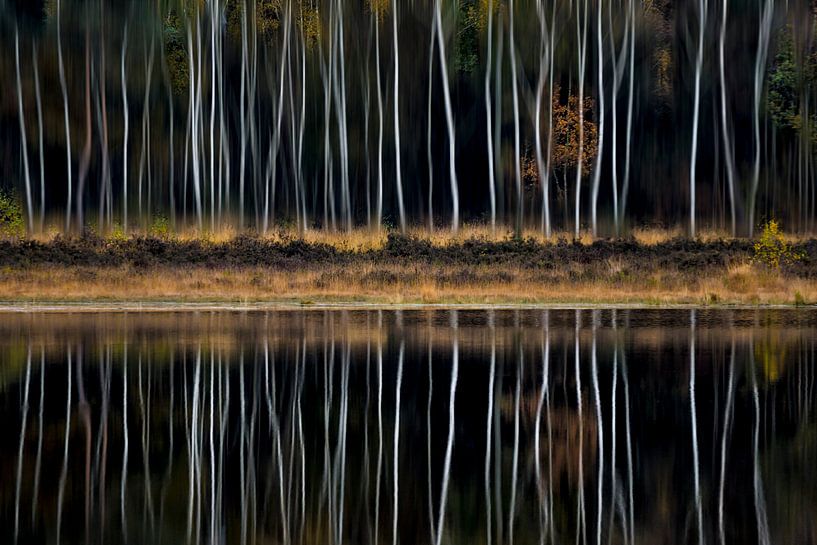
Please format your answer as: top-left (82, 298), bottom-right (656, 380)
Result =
top-left (0, 309), bottom-right (815, 544)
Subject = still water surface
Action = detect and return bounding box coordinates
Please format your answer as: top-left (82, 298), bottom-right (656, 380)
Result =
top-left (0, 309), bottom-right (815, 545)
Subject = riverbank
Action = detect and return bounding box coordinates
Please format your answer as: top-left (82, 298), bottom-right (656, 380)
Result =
top-left (2, 232), bottom-right (817, 306)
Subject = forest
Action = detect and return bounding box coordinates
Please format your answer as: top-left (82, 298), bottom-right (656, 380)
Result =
top-left (0, 0), bottom-right (815, 238)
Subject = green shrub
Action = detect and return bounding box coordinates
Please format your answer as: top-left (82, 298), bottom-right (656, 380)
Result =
top-left (0, 190), bottom-right (25, 238)
top-left (108, 221), bottom-right (128, 242)
top-left (753, 220), bottom-right (803, 269)
top-left (794, 290), bottom-right (807, 306)
top-left (149, 214), bottom-right (171, 239)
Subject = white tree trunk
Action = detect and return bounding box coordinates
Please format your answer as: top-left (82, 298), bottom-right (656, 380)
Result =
top-left (689, 0), bottom-right (707, 237)
top-left (435, 0), bottom-right (460, 232)
top-left (14, 29), bottom-right (34, 232)
top-left (393, 2), bottom-right (407, 232)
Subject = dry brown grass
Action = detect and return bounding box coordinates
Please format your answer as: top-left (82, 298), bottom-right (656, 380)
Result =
top-left (25, 222), bottom-right (766, 249)
top-left (22, 216), bottom-right (817, 250)
top-left (1, 260), bottom-right (814, 306)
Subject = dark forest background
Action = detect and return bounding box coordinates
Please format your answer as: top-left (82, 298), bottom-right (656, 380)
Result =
top-left (0, 0), bottom-right (815, 236)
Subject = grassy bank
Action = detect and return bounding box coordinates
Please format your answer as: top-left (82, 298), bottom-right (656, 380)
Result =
top-left (2, 229), bottom-right (817, 306)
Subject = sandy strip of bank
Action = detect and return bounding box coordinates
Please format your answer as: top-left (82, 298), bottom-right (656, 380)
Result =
top-left (0, 300), bottom-right (813, 313)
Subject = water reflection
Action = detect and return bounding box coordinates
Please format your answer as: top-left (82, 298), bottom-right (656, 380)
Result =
top-left (1, 309), bottom-right (816, 544)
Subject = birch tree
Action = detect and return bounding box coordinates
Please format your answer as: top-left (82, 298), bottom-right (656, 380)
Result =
top-left (14, 29), bottom-right (33, 232)
top-left (435, 0), bottom-right (460, 232)
top-left (749, 0), bottom-right (775, 236)
top-left (689, 0), bottom-right (708, 236)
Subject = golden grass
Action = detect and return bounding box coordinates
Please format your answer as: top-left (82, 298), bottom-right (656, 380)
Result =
top-left (0, 260), bottom-right (814, 306)
top-left (22, 220), bottom-right (817, 250)
top-left (22, 215), bottom-right (817, 247)
top-left (11, 220), bottom-right (815, 307)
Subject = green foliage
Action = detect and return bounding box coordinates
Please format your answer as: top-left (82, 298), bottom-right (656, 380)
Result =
top-left (767, 26), bottom-right (817, 143)
top-left (769, 29), bottom-right (800, 131)
top-left (752, 219), bottom-right (803, 269)
top-left (108, 222), bottom-right (128, 242)
top-left (256, 0), bottom-right (283, 41)
top-left (226, 0), bottom-right (243, 39)
top-left (164, 10), bottom-right (190, 97)
top-left (455, 1), bottom-right (480, 73)
top-left (149, 214), bottom-right (171, 238)
top-left (794, 290), bottom-right (806, 306)
top-left (226, 0), bottom-right (283, 44)
top-left (0, 190), bottom-right (25, 239)
top-left (299, 5), bottom-right (321, 50)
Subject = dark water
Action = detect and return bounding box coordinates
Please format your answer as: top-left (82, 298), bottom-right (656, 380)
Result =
top-left (0, 309), bottom-right (815, 545)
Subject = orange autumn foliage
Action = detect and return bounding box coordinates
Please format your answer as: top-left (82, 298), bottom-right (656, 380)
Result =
top-left (550, 84), bottom-right (598, 178)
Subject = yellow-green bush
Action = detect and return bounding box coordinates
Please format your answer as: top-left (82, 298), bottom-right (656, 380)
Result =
top-left (0, 190), bottom-right (25, 239)
top-left (149, 214), bottom-right (171, 239)
top-left (753, 220), bottom-right (803, 269)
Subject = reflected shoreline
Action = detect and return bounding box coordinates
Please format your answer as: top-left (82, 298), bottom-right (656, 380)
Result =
top-left (0, 309), bottom-right (815, 545)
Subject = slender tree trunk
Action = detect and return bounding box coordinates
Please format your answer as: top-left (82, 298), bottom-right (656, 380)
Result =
top-left (209, 2), bottom-right (217, 231)
top-left (187, 24), bottom-right (203, 229)
top-left (57, 0), bottom-right (73, 231)
top-left (427, 18), bottom-right (436, 232)
top-left (749, 0), bottom-right (774, 236)
top-left (435, 0), bottom-right (460, 232)
top-left (98, 11), bottom-right (111, 232)
top-left (138, 36), bottom-right (156, 227)
top-left (619, 0), bottom-right (635, 231)
top-left (574, 0), bottom-right (589, 238)
top-left (591, 0), bottom-right (606, 237)
top-left (239, 2), bottom-right (248, 228)
top-left (266, 0), bottom-right (291, 232)
top-left (689, 0), bottom-right (707, 237)
top-left (393, 2), bottom-right (407, 232)
top-left (494, 19), bottom-right (504, 227)
top-left (335, 0), bottom-right (352, 231)
top-left (535, 0), bottom-right (550, 237)
top-left (609, 1), bottom-right (629, 236)
top-left (33, 45), bottom-right (45, 231)
top-left (121, 26), bottom-right (130, 231)
top-left (374, 11), bottom-right (384, 229)
top-left (319, 35), bottom-right (335, 230)
top-left (297, 19), bottom-right (308, 231)
top-left (15, 30), bottom-right (34, 233)
top-left (486, 0), bottom-right (497, 231)
top-left (718, 0), bottom-right (737, 235)
top-left (509, 0), bottom-right (522, 237)
top-left (76, 32), bottom-right (93, 231)
top-left (544, 1), bottom-right (556, 237)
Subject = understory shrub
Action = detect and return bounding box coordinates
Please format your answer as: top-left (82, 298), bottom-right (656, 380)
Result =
top-left (0, 190), bottom-right (24, 239)
top-left (753, 220), bottom-right (803, 269)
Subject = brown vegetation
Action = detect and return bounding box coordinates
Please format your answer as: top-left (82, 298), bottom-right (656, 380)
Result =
top-left (2, 227), bottom-right (817, 306)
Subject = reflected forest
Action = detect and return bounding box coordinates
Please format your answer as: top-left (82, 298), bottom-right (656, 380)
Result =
top-left (1, 309), bottom-right (817, 544)
top-left (4, 0), bottom-right (817, 237)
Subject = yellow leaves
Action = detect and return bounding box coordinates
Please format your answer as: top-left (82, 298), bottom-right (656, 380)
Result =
top-left (752, 219), bottom-right (804, 269)
top-left (256, 0), bottom-right (284, 37)
top-left (473, 0), bottom-right (503, 32)
top-left (368, 0), bottom-right (391, 22)
top-left (298, 4), bottom-right (321, 49)
top-left (754, 333), bottom-right (787, 384)
top-left (654, 47), bottom-right (672, 99)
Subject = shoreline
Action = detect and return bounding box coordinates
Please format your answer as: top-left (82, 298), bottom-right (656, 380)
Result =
top-left (2, 233), bottom-right (817, 308)
top-left (0, 300), bottom-right (815, 313)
